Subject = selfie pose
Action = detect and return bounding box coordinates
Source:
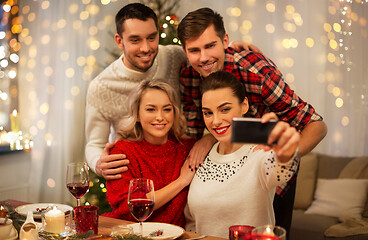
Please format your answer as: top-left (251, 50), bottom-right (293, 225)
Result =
top-left (177, 8), bottom-right (327, 237)
top-left (184, 71), bottom-right (300, 238)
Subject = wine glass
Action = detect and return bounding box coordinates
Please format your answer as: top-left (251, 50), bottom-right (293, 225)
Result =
top-left (66, 162), bottom-right (90, 206)
top-left (128, 178), bottom-right (155, 236)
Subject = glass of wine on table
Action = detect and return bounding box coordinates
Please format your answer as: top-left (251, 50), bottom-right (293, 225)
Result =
top-left (128, 178), bottom-right (155, 236)
top-left (66, 162), bottom-right (90, 206)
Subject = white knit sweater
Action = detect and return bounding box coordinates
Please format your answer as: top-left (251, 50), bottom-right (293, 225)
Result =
top-left (185, 143), bottom-right (299, 238)
top-left (85, 45), bottom-right (186, 172)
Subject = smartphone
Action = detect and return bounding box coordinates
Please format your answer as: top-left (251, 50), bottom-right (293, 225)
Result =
top-left (231, 117), bottom-right (278, 144)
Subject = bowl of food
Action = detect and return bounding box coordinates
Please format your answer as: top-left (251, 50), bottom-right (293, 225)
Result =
top-left (0, 218), bottom-right (13, 239)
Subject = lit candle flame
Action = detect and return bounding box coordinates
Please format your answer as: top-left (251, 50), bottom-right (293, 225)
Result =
top-left (234, 230), bottom-right (238, 240)
top-left (264, 226), bottom-right (275, 236)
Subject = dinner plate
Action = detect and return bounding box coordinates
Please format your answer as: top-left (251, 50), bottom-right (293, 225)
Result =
top-left (127, 222), bottom-right (184, 240)
top-left (15, 203), bottom-right (73, 219)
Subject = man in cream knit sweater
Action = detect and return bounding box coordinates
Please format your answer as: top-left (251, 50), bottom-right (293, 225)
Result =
top-left (85, 3), bottom-right (187, 179)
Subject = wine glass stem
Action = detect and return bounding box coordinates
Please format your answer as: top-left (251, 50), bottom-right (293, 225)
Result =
top-left (77, 198), bottom-right (80, 207)
top-left (140, 221), bottom-right (143, 236)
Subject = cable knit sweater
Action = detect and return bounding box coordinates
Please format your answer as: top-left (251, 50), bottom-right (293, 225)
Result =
top-left (104, 137), bottom-right (196, 228)
top-left (185, 143), bottom-right (299, 238)
top-left (85, 45), bottom-right (186, 172)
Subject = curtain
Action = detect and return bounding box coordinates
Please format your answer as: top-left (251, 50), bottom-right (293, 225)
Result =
top-left (17, 0), bottom-right (120, 203)
top-left (17, 0), bottom-right (367, 203)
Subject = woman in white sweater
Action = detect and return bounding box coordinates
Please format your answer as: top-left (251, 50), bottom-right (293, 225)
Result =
top-left (185, 71), bottom-right (300, 238)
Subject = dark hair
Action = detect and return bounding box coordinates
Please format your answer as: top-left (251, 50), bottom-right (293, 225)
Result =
top-left (200, 71), bottom-right (246, 103)
top-left (115, 3), bottom-right (158, 36)
top-left (177, 7), bottom-right (226, 49)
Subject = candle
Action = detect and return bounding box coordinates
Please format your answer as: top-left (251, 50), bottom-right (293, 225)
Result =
top-left (234, 230), bottom-right (239, 240)
top-left (0, 206), bottom-right (6, 218)
top-left (229, 225), bottom-right (255, 240)
top-left (251, 225), bottom-right (285, 240)
top-left (44, 206), bottom-right (65, 233)
top-left (263, 227), bottom-right (275, 236)
top-left (10, 109), bottom-right (19, 133)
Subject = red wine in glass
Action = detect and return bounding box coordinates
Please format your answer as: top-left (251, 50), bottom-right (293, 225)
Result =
top-left (66, 162), bottom-right (90, 206)
top-left (128, 179), bottom-right (155, 236)
top-left (128, 199), bottom-right (154, 222)
top-left (67, 182), bottom-right (89, 199)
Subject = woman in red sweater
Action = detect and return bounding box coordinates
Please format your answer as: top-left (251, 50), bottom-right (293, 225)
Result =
top-left (104, 80), bottom-right (196, 228)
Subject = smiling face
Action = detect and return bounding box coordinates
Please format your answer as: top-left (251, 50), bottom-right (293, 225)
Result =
top-left (115, 18), bottom-right (159, 72)
top-left (202, 87), bottom-right (248, 145)
top-left (138, 88), bottom-right (174, 145)
top-left (183, 24), bottom-right (229, 77)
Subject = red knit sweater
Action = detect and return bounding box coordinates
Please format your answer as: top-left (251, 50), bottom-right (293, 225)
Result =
top-left (104, 137), bottom-right (195, 228)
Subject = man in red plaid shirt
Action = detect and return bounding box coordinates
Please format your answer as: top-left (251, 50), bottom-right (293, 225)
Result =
top-left (177, 7), bottom-right (327, 238)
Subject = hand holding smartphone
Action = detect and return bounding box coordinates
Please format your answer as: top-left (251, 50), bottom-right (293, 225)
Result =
top-left (231, 117), bottom-right (278, 145)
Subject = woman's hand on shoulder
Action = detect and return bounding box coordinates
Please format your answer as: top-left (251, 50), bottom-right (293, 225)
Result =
top-left (186, 134), bottom-right (217, 170)
top-left (178, 159), bottom-right (195, 186)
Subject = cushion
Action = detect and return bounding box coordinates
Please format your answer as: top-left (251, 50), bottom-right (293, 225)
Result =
top-left (324, 216), bottom-right (368, 237)
top-left (317, 154), bottom-right (352, 179)
top-left (339, 157), bottom-right (368, 179)
top-left (338, 157), bottom-right (368, 218)
top-left (305, 178), bottom-right (368, 219)
top-left (294, 153), bottom-right (318, 209)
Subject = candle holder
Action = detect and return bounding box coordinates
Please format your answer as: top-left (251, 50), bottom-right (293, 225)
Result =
top-left (251, 225), bottom-right (285, 240)
top-left (73, 205), bottom-right (99, 234)
top-left (40, 205), bottom-right (73, 237)
top-left (229, 225), bottom-right (255, 240)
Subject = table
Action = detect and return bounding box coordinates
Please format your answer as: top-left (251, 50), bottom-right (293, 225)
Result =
top-left (3, 199), bottom-right (225, 240)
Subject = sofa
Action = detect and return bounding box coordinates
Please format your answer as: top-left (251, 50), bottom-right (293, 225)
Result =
top-left (290, 153), bottom-right (368, 240)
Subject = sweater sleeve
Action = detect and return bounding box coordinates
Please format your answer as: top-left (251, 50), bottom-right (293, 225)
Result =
top-left (85, 81), bottom-right (112, 173)
top-left (261, 70), bottom-right (322, 131)
top-left (105, 143), bottom-right (138, 221)
top-left (257, 149), bottom-right (299, 190)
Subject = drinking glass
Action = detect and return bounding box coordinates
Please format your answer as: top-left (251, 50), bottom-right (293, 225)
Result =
top-left (127, 178), bottom-right (155, 236)
top-left (66, 162), bottom-right (90, 206)
top-left (251, 225), bottom-right (286, 240)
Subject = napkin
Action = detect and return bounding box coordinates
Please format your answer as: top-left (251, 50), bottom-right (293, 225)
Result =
top-left (19, 211), bottom-right (38, 240)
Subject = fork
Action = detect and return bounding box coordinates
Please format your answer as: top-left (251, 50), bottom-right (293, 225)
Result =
top-left (186, 235), bottom-right (207, 240)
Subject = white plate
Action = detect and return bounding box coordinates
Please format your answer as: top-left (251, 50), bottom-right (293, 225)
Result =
top-left (128, 222), bottom-right (184, 240)
top-left (15, 203), bottom-right (73, 219)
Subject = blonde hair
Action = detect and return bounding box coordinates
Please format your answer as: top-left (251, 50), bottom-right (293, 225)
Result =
top-left (116, 80), bottom-right (186, 142)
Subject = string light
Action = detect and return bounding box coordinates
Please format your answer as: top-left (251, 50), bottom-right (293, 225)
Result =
top-left (159, 14), bottom-right (180, 45)
top-left (0, 1), bottom-right (32, 151)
